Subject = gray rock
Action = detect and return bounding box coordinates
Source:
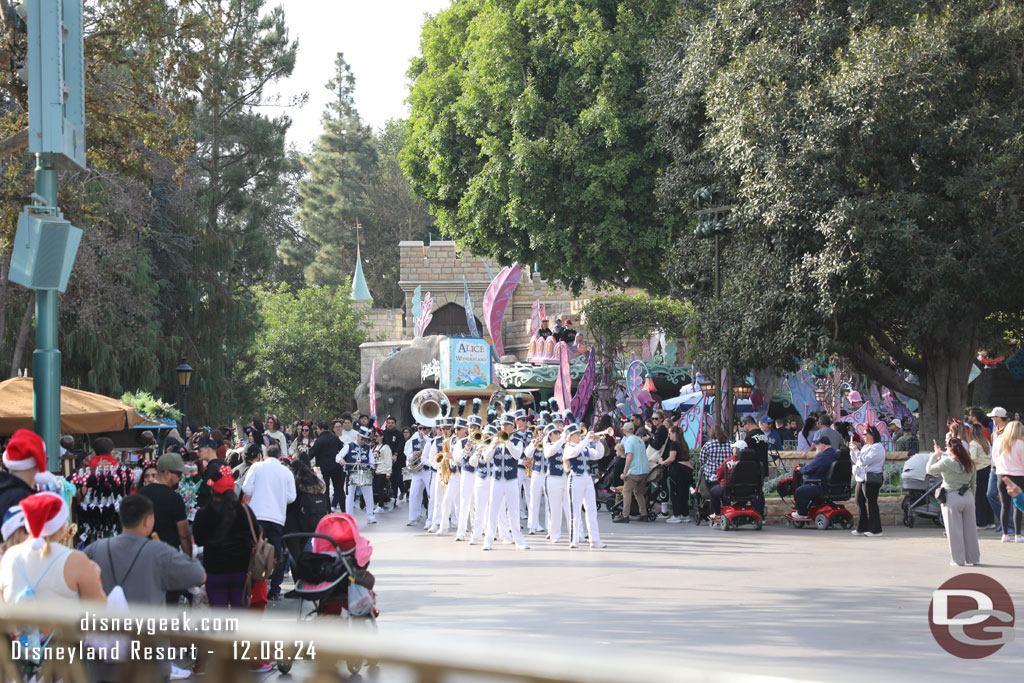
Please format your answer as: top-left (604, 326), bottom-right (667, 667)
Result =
top-left (355, 335), bottom-right (444, 426)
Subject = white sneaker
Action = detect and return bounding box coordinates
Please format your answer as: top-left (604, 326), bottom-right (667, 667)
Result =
top-left (1015, 535), bottom-right (1024, 543)
top-left (851, 530), bottom-right (863, 536)
top-left (454, 535), bottom-right (465, 542)
top-left (373, 505), bottom-right (383, 514)
top-left (790, 512), bottom-right (810, 520)
top-left (468, 537), bottom-right (478, 545)
top-left (170, 664), bottom-right (192, 680)
top-left (665, 516), bottom-right (681, 523)
top-left (482, 541), bottom-right (493, 551)
top-left (864, 531), bottom-right (882, 537)
top-left (406, 519), bottom-right (420, 526)
top-left (590, 541), bottom-right (607, 548)
top-left (679, 516), bottom-right (692, 523)
top-left (568, 541), bottom-right (578, 549)
top-left (1001, 534), bottom-right (1011, 542)
top-left (516, 542), bottom-right (530, 550)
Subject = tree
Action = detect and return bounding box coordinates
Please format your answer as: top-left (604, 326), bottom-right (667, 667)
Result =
top-left (247, 284), bottom-right (368, 421)
top-left (649, 0), bottom-right (1024, 444)
top-left (403, 0), bottom-right (677, 292)
top-left (581, 293), bottom-right (693, 409)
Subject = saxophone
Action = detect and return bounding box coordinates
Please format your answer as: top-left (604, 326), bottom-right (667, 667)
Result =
top-left (439, 436), bottom-right (453, 487)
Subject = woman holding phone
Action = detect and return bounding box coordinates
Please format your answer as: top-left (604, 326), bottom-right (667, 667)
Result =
top-left (850, 425), bottom-right (886, 536)
top-left (927, 435), bottom-right (979, 566)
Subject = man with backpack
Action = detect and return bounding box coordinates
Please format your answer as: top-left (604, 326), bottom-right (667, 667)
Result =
top-left (85, 495), bottom-right (205, 681)
top-left (240, 444), bottom-right (295, 601)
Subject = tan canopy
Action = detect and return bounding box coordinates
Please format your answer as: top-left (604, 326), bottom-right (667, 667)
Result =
top-left (0, 377), bottom-right (145, 435)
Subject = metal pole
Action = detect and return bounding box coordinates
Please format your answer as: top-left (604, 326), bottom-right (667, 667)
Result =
top-left (33, 155), bottom-right (60, 470)
top-left (714, 233), bottom-right (723, 429)
top-left (181, 386), bottom-right (189, 436)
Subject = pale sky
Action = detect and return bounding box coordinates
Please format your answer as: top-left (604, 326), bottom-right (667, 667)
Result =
top-left (267, 0), bottom-right (453, 152)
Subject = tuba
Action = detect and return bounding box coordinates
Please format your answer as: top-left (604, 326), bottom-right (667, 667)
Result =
top-left (411, 388), bottom-right (451, 427)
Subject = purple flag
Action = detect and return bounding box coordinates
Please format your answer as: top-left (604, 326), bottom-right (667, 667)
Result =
top-left (552, 341), bottom-right (572, 413)
top-left (570, 349), bottom-right (596, 417)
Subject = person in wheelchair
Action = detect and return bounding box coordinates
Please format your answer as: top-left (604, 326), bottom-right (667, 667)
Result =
top-left (709, 440), bottom-right (752, 516)
top-left (791, 436), bottom-right (837, 520)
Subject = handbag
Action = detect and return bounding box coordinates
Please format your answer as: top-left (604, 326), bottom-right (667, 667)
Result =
top-left (865, 471), bottom-right (884, 485)
top-left (242, 504), bottom-right (276, 603)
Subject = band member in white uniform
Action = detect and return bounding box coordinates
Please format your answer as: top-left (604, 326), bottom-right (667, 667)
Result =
top-left (338, 425), bottom-right (377, 524)
top-left (512, 409), bottom-right (533, 519)
top-left (524, 414), bottom-right (549, 534)
top-left (482, 414), bottom-right (529, 551)
top-left (456, 403), bottom-right (484, 541)
top-left (564, 426), bottom-right (608, 548)
top-left (468, 423), bottom-right (496, 545)
top-left (427, 418), bottom-right (454, 532)
top-left (436, 412), bottom-right (467, 535)
top-left (406, 425), bottom-right (431, 526)
top-left (542, 423), bottom-right (569, 542)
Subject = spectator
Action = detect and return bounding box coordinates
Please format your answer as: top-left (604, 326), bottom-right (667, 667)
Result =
top-left (813, 414), bottom-right (846, 450)
top-left (232, 443), bottom-right (262, 490)
top-left (851, 426), bottom-right (886, 536)
top-left (968, 423), bottom-right (994, 529)
top-left (87, 437), bottom-right (119, 468)
top-left (0, 506), bottom-right (28, 561)
top-left (382, 418), bottom-right (406, 502)
top-left (613, 423), bottom-right (649, 523)
top-left (371, 429), bottom-right (393, 514)
top-left (0, 429), bottom-right (51, 513)
top-left (85, 495), bottom-right (206, 681)
top-left (338, 416), bottom-right (359, 445)
top-left (992, 419), bottom-right (1024, 543)
top-left (1005, 477), bottom-right (1024, 514)
top-left (797, 416), bottom-right (818, 451)
top-left (742, 416), bottom-right (771, 482)
top-left (894, 426), bottom-right (919, 455)
top-left (987, 407), bottom-right (1013, 536)
top-left (1, 492), bottom-right (106, 603)
top-left (139, 453), bottom-right (193, 558)
top-left (310, 421), bottom-right (345, 512)
top-left (240, 444), bottom-right (296, 600)
top-left (264, 415), bottom-right (288, 454)
top-left (762, 416), bottom-right (783, 450)
top-left (660, 426), bottom-right (693, 523)
top-left (283, 459), bottom-right (330, 567)
top-left (647, 410), bottom-right (669, 463)
top-left (699, 426), bottom-right (733, 492)
top-left (708, 440), bottom-right (747, 516)
top-left (211, 429), bottom-right (228, 460)
top-left (133, 464), bottom-right (159, 493)
top-left (289, 422), bottom-right (315, 464)
top-left (927, 436), bottom-right (979, 566)
top-left (776, 419), bottom-right (793, 447)
top-left (968, 407), bottom-right (991, 440)
top-left (192, 466), bottom-right (257, 608)
top-left (792, 437), bottom-right (837, 520)
top-left (195, 436), bottom-right (228, 510)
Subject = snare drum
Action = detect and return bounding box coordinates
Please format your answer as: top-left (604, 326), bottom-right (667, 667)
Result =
top-left (402, 467), bottom-right (413, 482)
top-left (349, 467), bottom-right (373, 487)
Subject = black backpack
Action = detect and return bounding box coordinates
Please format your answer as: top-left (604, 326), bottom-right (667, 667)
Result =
top-left (298, 490), bottom-right (330, 532)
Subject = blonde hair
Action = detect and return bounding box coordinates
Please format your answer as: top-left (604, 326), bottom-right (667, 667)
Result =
top-left (1000, 420), bottom-right (1024, 456)
top-left (969, 423), bottom-right (991, 455)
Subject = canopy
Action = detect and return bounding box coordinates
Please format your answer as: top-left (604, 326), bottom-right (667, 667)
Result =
top-left (662, 389), bottom-right (755, 413)
top-left (0, 377), bottom-right (145, 435)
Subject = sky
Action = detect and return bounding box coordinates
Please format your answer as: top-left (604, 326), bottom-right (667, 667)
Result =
top-left (267, 0), bottom-right (452, 152)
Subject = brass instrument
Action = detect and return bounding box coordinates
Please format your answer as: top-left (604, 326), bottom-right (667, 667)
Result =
top-left (439, 436), bottom-right (453, 487)
top-left (498, 430), bottom-right (511, 444)
top-left (524, 427), bottom-right (543, 479)
top-left (411, 388), bottom-right (451, 427)
top-left (408, 441), bottom-right (424, 473)
top-left (471, 431), bottom-right (485, 443)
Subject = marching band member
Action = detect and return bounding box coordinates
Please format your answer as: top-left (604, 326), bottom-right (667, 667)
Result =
top-left (436, 410), bottom-right (467, 535)
top-left (542, 423), bottom-right (569, 542)
top-left (406, 424), bottom-right (431, 526)
top-left (338, 425), bottom-right (376, 524)
top-left (564, 426), bottom-right (608, 548)
top-left (456, 400), bottom-right (485, 541)
top-left (425, 419), bottom-right (449, 532)
top-left (513, 407), bottom-right (533, 520)
top-left (468, 424), bottom-right (498, 545)
top-left (525, 412), bottom-right (550, 534)
top-left (482, 414), bottom-right (529, 551)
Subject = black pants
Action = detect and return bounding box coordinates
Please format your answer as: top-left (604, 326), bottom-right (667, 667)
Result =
top-left (667, 463), bottom-right (693, 516)
top-left (392, 462), bottom-right (409, 499)
top-left (258, 520), bottom-right (285, 598)
top-left (975, 466), bottom-right (994, 526)
top-left (855, 480), bottom-right (882, 533)
top-left (323, 468), bottom-right (346, 511)
top-left (998, 474), bottom-right (1024, 535)
top-left (373, 473), bottom-right (391, 506)
top-left (709, 484), bottom-right (725, 515)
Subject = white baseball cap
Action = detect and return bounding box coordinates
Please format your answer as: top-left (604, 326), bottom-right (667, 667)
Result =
top-left (987, 407), bottom-right (1008, 418)
top-left (731, 439), bottom-right (748, 450)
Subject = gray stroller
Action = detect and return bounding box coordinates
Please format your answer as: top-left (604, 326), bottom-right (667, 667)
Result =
top-left (901, 472), bottom-right (945, 528)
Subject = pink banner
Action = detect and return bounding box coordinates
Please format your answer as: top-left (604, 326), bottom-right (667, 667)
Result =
top-left (368, 360), bottom-right (377, 418)
top-left (552, 341), bottom-right (572, 415)
top-left (529, 299), bottom-right (542, 337)
top-left (641, 337), bottom-right (652, 359)
top-left (482, 264), bottom-right (523, 358)
top-left (415, 291), bottom-right (433, 337)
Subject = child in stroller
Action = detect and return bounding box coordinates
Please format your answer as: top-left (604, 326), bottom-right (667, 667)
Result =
top-left (610, 465), bottom-right (664, 521)
top-left (282, 512), bottom-right (378, 675)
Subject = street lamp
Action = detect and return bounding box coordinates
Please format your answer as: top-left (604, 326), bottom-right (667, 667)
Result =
top-left (813, 385), bottom-right (828, 405)
top-left (176, 356), bottom-right (193, 433)
top-left (698, 377), bottom-right (717, 397)
top-left (732, 382), bottom-right (753, 400)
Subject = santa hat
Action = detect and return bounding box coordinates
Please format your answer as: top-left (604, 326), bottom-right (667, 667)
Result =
top-left (19, 492), bottom-right (69, 550)
top-left (3, 429), bottom-right (53, 486)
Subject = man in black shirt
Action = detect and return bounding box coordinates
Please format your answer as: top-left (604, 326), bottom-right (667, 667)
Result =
top-left (740, 416), bottom-right (771, 517)
top-left (381, 416), bottom-right (406, 501)
top-left (560, 319), bottom-right (577, 344)
top-left (139, 452), bottom-right (194, 606)
top-left (195, 437), bottom-right (227, 509)
top-left (309, 421), bottom-right (344, 511)
top-left (536, 319), bottom-right (553, 338)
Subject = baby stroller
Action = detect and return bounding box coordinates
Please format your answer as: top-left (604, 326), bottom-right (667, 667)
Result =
top-left (282, 513), bottom-right (378, 675)
top-left (690, 461), bottom-right (712, 525)
top-left (609, 465), bottom-right (663, 521)
top-left (594, 464), bottom-right (619, 510)
top-left (901, 473), bottom-right (945, 528)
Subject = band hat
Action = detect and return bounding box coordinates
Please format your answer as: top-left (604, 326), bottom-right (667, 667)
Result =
top-left (358, 425), bottom-right (374, 440)
top-left (2, 505), bottom-right (26, 542)
top-left (20, 492), bottom-right (69, 550)
top-left (2, 429), bottom-right (53, 485)
top-left (157, 452), bottom-right (185, 473)
top-left (987, 406), bottom-right (1008, 418)
top-left (544, 423), bottom-right (562, 436)
top-left (512, 409), bottom-right (528, 421)
top-left (453, 417), bottom-right (469, 429)
top-left (731, 439), bottom-right (748, 450)
top-left (467, 415), bottom-right (483, 427)
top-left (499, 413), bottom-right (515, 426)
top-left (483, 424), bottom-right (499, 436)
top-left (563, 424), bottom-right (581, 437)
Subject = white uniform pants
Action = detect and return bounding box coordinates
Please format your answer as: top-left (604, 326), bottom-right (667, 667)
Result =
top-left (457, 470), bottom-right (477, 538)
top-left (470, 475), bottom-right (490, 542)
top-left (527, 472), bottom-right (547, 532)
top-left (569, 474), bottom-right (601, 544)
top-left (426, 469), bottom-right (440, 527)
top-left (518, 468), bottom-right (530, 517)
top-left (438, 470), bottom-right (461, 532)
top-left (408, 470), bottom-right (431, 522)
top-left (545, 476), bottom-right (569, 541)
top-left (485, 478), bottom-right (526, 545)
top-left (346, 483), bottom-right (376, 524)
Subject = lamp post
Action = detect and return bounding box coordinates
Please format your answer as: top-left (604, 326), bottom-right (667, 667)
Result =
top-left (698, 376), bottom-right (718, 429)
top-left (176, 356), bottom-right (193, 434)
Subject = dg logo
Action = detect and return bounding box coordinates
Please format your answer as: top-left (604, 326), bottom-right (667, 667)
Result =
top-left (930, 573), bottom-right (1015, 658)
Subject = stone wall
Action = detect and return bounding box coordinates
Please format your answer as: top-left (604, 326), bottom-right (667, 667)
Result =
top-left (359, 340), bottom-right (413, 385)
top-left (363, 308), bottom-right (404, 342)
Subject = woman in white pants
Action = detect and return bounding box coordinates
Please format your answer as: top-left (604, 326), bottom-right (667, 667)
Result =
top-left (564, 428), bottom-right (607, 548)
top-left (542, 425), bottom-right (569, 542)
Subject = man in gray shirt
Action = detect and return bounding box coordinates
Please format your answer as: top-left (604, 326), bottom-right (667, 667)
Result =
top-left (813, 413), bottom-right (847, 450)
top-left (85, 495), bottom-right (206, 681)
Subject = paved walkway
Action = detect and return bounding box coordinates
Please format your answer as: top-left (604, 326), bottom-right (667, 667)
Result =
top-left (262, 505), bottom-right (1023, 681)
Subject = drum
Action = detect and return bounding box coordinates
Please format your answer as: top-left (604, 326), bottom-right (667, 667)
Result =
top-left (349, 467), bottom-right (373, 487)
top-left (402, 467), bottom-right (413, 482)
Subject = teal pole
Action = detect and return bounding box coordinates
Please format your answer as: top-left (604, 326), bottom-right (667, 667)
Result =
top-left (33, 155), bottom-right (61, 471)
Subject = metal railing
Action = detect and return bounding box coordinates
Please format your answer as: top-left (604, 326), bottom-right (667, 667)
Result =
top-left (0, 601), bottom-right (802, 683)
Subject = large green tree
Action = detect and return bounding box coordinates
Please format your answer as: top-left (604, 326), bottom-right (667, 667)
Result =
top-left (403, 0), bottom-right (676, 292)
top-left (247, 284), bottom-right (367, 422)
top-left (649, 0), bottom-right (1024, 444)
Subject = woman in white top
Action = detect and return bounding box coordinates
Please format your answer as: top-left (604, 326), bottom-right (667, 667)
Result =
top-left (264, 415), bottom-right (289, 455)
top-left (851, 425), bottom-right (886, 536)
top-left (0, 493), bottom-right (105, 605)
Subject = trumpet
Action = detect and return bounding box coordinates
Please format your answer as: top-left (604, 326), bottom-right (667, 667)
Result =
top-left (471, 431), bottom-right (485, 443)
top-left (585, 428), bottom-right (615, 440)
top-left (498, 430), bottom-right (511, 444)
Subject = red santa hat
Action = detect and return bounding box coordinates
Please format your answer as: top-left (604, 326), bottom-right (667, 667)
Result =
top-left (3, 429), bottom-right (54, 486)
top-left (19, 492), bottom-right (69, 550)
